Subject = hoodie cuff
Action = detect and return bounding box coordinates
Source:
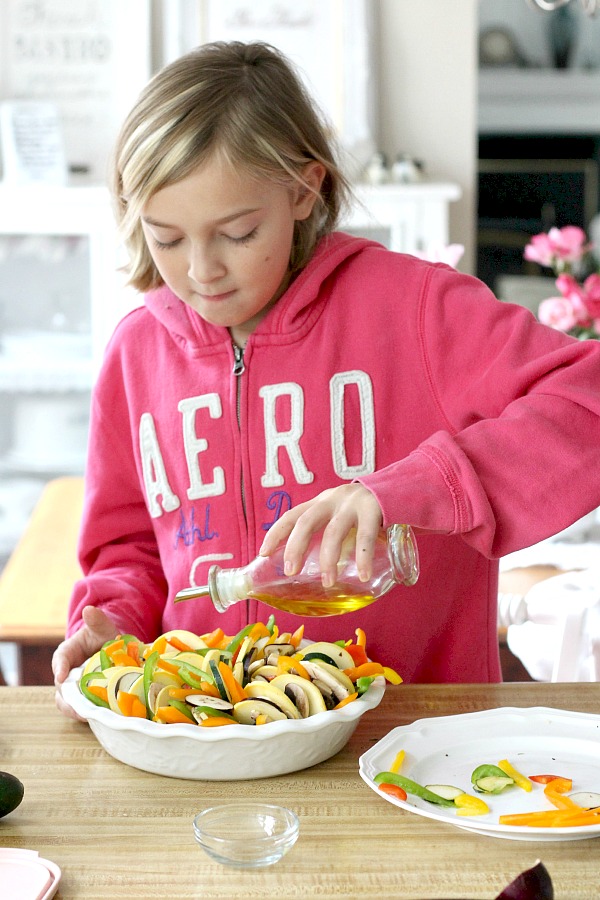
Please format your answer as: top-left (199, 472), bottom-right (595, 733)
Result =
top-left (356, 430), bottom-right (492, 538)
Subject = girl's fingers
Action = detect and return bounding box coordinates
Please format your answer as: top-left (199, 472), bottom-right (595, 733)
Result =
top-left (259, 484), bottom-right (384, 585)
top-left (281, 501), bottom-right (335, 577)
top-left (352, 528), bottom-right (379, 583)
top-left (55, 686), bottom-right (86, 721)
top-left (319, 495), bottom-right (382, 585)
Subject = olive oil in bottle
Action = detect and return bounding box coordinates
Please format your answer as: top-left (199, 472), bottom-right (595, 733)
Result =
top-left (174, 523), bottom-right (419, 617)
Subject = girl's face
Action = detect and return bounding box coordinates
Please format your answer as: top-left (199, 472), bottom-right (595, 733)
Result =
top-left (141, 154), bottom-right (324, 346)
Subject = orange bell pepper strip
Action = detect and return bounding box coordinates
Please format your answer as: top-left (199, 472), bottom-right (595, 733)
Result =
top-left (154, 706), bottom-right (196, 724)
top-left (198, 716), bottom-right (238, 727)
top-left (124, 641), bottom-right (141, 666)
top-left (218, 660), bottom-right (248, 704)
top-left (247, 622), bottom-right (271, 642)
top-left (276, 655), bottom-right (310, 680)
top-left (104, 639), bottom-right (140, 668)
top-left (355, 627), bottom-right (367, 648)
top-left (117, 690), bottom-right (147, 718)
top-left (333, 692), bottom-right (358, 709)
top-left (544, 777), bottom-right (578, 810)
top-left (157, 658), bottom-right (181, 676)
top-left (109, 650), bottom-right (141, 668)
top-left (499, 807), bottom-right (600, 827)
top-left (202, 627), bottom-right (226, 649)
top-left (343, 661), bottom-right (403, 685)
top-left (199, 681), bottom-right (221, 698)
top-left (167, 636), bottom-right (193, 653)
top-left (289, 624), bottom-right (304, 648)
top-left (168, 688), bottom-right (206, 699)
top-left (343, 662), bottom-right (385, 681)
top-left (86, 684), bottom-right (108, 703)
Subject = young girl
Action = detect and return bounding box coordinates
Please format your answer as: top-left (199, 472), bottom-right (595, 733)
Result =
top-left (53, 41), bottom-right (600, 711)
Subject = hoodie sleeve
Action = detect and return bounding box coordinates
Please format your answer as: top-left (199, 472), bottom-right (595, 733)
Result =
top-left (66, 355), bottom-right (167, 641)
top-left (358, 265), bottom-right (600, 559)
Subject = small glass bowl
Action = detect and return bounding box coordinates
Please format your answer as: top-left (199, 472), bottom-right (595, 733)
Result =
top-left (193, 803), bottom-right (300, 868)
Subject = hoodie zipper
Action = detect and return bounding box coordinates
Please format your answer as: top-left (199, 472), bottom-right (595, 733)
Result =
top-left (232, 340), bottom-right (250, 622)
top-left (232, 343), bottom-right (245, 379)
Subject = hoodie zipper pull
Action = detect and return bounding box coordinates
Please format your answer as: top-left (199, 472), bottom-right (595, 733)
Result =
top-left (232, 342), bottom-right (245, 376)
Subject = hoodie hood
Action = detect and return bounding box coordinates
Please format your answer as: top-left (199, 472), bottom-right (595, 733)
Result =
top-left (143, 231), bottom-right (374, 351)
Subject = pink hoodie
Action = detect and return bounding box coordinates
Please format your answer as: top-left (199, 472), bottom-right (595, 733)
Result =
top-left (68, 233), bottom-right (600, 682)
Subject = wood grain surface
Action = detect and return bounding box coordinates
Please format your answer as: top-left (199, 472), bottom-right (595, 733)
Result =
top-left (0, 683), bottom-right (598, 899)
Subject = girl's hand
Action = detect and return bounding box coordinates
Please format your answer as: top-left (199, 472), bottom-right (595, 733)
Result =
top-left (259, 483), bottom-right (383, 588)
top-left (52, 605), bottom-right (119, 719)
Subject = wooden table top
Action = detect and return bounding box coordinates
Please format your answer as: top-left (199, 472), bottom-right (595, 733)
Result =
top-left (1, 682), bottom-right (599, 899)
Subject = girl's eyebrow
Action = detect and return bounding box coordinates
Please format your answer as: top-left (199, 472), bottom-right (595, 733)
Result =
top-left (142, 208), bottom-right (259, 228)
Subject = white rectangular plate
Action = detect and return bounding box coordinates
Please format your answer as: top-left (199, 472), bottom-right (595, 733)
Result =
top-left (359, 706), bottom-right (600, 841)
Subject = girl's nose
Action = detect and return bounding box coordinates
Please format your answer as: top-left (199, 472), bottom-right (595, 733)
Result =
top-left (188, 243), bottom-right (225, 284)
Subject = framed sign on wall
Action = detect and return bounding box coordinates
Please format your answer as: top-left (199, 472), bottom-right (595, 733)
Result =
top-left (0, 0), bottom-right (151, 184)
top-left (156, 0), bottom-right (378, 180)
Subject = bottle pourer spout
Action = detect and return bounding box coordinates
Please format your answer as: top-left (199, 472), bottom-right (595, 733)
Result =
top-left (173, 585), bottom-right (210, 604)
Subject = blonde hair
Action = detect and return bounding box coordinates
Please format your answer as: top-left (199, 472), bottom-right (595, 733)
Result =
top-left (112, 41), bottom-right (352, 292)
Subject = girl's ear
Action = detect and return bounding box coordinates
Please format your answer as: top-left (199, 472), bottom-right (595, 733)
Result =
top-left (293, 161), bottom-right (327, 221)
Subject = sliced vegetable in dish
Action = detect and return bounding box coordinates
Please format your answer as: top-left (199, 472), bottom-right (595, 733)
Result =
top-left (373, 756), bottom-right (599, 825)
top-left (77, 620), bottom-right (399, 728)
top-left (497, 759), bottom-right (532, 792)
top-left (373, 771), bottom-right (489, 816)
top-left (471, 764), bottom-right (515, 795)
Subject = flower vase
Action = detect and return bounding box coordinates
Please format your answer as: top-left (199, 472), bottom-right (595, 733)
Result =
top-left (548, 6), bottom-right (578, 69)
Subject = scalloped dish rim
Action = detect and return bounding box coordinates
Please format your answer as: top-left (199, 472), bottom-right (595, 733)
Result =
top-left (62, 666), bottom-right (386, 742)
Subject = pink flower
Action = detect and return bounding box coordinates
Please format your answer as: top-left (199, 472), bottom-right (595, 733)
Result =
top-left (524, 225), bottom-right (600, 339)
top-left (582, 273), bottom-right (600, 320)
top-left (538, 296), bottom-right (579, 332)
top-left (414, 243), bottom-right (464, 268)
top-left (524, 226), bottom-right (591, 269)
top-left (555, 274), bottom-right (590, 324)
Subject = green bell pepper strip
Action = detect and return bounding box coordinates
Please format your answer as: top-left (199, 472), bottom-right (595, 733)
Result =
top-left (174, 646), bottom-right (232, 660)
top-left (225, 624), bottom-right (255, 655)
top-left (143, 650), bottom-right (160, 716)
top-left (99, 648), bottom-right (112, 671)
top-left (79, 672), bottom-right (110, 709)
top-left (373, 772), bottom-right (455, 807)
top-left (175, 661), bottom-right (215, 689)
top-left (193, 705), bottom-right (235, 720)
top-left (356, 676), bottom-right (376, 695)
top-left (265, 614), bottom-right (276, 634)
top-left (167, 698), bottom-right (196, 722)
top-left (119, 633), bottom-right (141, 646)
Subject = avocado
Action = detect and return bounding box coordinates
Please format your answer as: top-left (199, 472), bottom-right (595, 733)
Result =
top-left (0, 770), bottom-right (24, 819)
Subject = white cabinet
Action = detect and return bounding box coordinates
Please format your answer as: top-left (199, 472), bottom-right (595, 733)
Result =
top-left (342, 182), bottom-right (461, 256)
top-left (0, 185), bottom-right (138, 556)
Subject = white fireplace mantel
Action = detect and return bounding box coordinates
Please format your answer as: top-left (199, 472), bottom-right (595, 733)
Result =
top-left (478, 68), bottom-right (600, 135)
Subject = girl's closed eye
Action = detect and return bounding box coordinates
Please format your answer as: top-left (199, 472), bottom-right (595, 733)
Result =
top-left (225, 227), bottom-right (258, 246)
top-left (152, 236), bottom-right (183, 250)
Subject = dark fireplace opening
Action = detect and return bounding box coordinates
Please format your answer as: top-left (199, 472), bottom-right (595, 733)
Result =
top-left (477, 135), bottom-right (600, 293)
